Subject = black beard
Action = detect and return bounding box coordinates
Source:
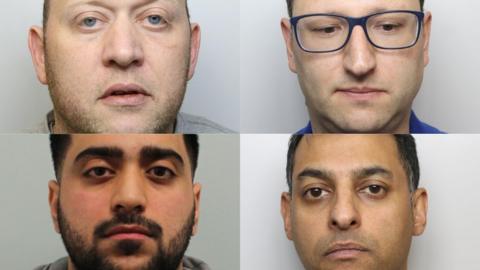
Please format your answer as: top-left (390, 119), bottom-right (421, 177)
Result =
top-left (57, 202), bottom-right (194, 270)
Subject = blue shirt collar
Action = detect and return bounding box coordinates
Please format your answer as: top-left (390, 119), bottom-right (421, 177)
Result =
top-left (297, 112), bottom-right (444, 134)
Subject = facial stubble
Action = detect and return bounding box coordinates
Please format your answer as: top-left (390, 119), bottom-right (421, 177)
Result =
top-left (57, 200), bottom-right (195, 270)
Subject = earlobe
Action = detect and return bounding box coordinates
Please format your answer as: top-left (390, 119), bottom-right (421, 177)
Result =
top-left (192, 183), bottom-right (201, 235)
top-left (28, 26), bottom-right (48, 84)
top-left (187, 23), bottom-right (201, 80)
top-left (281, 18), bottom-right (297, 73)
top-left (48, 180), bottom-right (61, 234)
top-left (281, 192), bottom-right (293, 240)
top-left (412, 188), bottom-right (428, 236)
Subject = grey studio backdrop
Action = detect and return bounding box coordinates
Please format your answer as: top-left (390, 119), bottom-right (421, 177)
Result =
top-left (0, 134), bottom-right (240, 270)
top-left (240, 0), bottom-right (480, 133)
top-left (0, 1), bottom-right (239, 132)
top-left (240, 134), bottom-right (480, 269)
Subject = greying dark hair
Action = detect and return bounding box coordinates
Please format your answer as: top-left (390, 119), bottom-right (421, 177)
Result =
top-left (286, 135), bottom-right (420, 193)
top-left (50, 134), bottom-right (199, 181)
top-left (286, 0), bottom-right (425, 17)
top-left (43, 0), bottom-right (190, 29)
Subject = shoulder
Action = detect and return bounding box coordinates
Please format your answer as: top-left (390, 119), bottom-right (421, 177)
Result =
top-left (33, 257), bottom-right (68, 270)
top-left (183, 256), bottom-right (211, 270)
top-left (409, 112), bottom-right (445, 134)
top-left (176, 112), bottom-right (234, 134)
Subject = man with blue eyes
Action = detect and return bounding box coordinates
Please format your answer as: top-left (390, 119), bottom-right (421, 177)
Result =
top-left (35, 134), bottom-right (210, 270)
top-left (28, 0), bottom-right (229, 133)
top-left (281, 0), bottom-right (443, 133)
top-left (280, 135), bottom-right (428, 270)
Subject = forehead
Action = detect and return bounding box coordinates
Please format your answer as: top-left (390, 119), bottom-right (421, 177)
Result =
top-left (293, 135), bottom-right (402, 176)
top-left (65, 134), bottom-right (188, 163)
top-left (293, 0), bottom-right (421, 16)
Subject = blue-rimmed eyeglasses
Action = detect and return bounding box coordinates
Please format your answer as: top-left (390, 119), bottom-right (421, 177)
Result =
top-left (290, 10), bottom-right (425, 53)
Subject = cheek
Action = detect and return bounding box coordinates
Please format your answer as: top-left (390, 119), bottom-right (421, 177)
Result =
top-left (296, 53), bottom-right (344, 99)
top-left (60, 189), bottom-right (109, 241)
top-left (46, 31), bottom-right (101, 93)
top-left (147, 188), bottom-right (194, 239)
top-left (291, 206), bottom-right (328, 256)
top-left (377, 51), bottom-right (424, 97)
top-left (363, 201), bottom-right (413, 251)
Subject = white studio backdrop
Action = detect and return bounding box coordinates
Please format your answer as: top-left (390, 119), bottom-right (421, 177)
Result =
top-left (240, 0), bottom-right (480, 133)
top-left (0, 134), bottom-right (240, 270)
top-left (0, 1), bottom-right (239, 132)
top-left (240, 134), bottom-right (480, 269)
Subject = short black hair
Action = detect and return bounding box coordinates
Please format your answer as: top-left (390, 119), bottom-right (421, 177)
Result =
top-left (50, 135), bottom-right (199, 181)
top-left (286, 0), bottom-right (425, 17)
top-left (43, 0), bottom-right (190, 29)
top-left (286, 135), bottom-right (420, 193)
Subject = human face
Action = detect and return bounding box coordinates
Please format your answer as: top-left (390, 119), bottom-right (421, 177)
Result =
top-left (281, 135), bottom-right (428, 270)
top-left (29, 0), bottom-right (201, 133)
top-left (48, 135), bottom-right (201, 270)
top-left (281, 0), bottom-right (432, 133)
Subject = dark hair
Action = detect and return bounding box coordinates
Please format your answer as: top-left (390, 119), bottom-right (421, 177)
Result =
top-left (286, 135), bottom-right (420, 193)
top-left (43, 0), bottom-right (190, 29)
top-left (286, 0), bottom-right (425, 17)
top-left (50, 134), bottom-right (199, 181)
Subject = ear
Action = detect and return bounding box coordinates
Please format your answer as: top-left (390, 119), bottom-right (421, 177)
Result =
top-left (421, 12), bottom-right (432, 67)
top-left (281, 18), bottom-right (297, 73)
top-left (28, 26), bottom-right (48, 84)
top-left (187, 23), bottom-right (201, 80)
top-left (191, 183), bottom-right (202, 235)
top-left (281, 192), bottom-right (294, 240)
top-left (412, 188), bottom-right (428, 236)
top-left (48, 180), bottom-right (61, 234)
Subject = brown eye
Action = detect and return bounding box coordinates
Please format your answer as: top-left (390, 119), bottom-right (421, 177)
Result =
top-left (147, 167), bottom-right (175, 180)
top-left (84, 167), bottom-right (114, 178)
top-left (361, 184), bottom-right (387, 198)
top-left (304, 187), bottom-right (328, 200)
top-left (368, 185), bottom-right (382, 194)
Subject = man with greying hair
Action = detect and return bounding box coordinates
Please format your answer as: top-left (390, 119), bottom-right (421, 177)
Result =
top-left (281, 0), bottom-right (443, 134)
top-left (35, 134), bottom-right (210, 270)
top-left (28, 0), bottom-right (230, 133)
top-left (281, 134), bottom-right (428, 270)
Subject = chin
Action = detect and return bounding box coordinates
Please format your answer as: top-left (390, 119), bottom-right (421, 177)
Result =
top-left (330, 112), bottom-right (391, 133)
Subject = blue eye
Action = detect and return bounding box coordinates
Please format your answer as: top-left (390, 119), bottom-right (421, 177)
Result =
top-left (147, 15), bottom-right (163, 25)
top-left (83, 17), bottom-right (98, 27)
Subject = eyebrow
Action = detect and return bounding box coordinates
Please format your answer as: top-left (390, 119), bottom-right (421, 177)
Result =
top-left (352, 166), bottom-right (393, 180)
top-left (74, 147), bottom-right (124, 163)
top-left (297, 167), bottom-right (335, 182)
top-left (139, 146), bottom-right (184, 168)
top-left (68, 0), bottom-right (172, 11)
top-left (296, 166), bottom-right (393, 182)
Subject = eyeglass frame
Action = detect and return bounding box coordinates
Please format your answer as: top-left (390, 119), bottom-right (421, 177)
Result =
top-left (290, 10), bottom-right (425, 53)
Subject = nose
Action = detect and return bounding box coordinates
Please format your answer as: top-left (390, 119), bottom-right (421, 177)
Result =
top-left (101, 17), bottom-right (145, 69)
top-left (343, 26), bottom-right (377, 78)
top-left (111, 168), bottom-right (147, 215)
top-left (329, 190), bottom-right (360, 231)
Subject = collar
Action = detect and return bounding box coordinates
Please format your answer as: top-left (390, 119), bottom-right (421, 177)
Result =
top-left (296, 112), bottom-right (444, 134)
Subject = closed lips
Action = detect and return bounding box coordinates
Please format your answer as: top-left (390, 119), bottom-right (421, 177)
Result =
top-left (324, 243), bottom-right (369, 256)
top-left (104, 225), bottom-right (152, 238)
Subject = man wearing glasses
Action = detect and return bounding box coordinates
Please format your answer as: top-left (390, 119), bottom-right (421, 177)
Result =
top-left (281, 0), bottom-right (442, 133)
